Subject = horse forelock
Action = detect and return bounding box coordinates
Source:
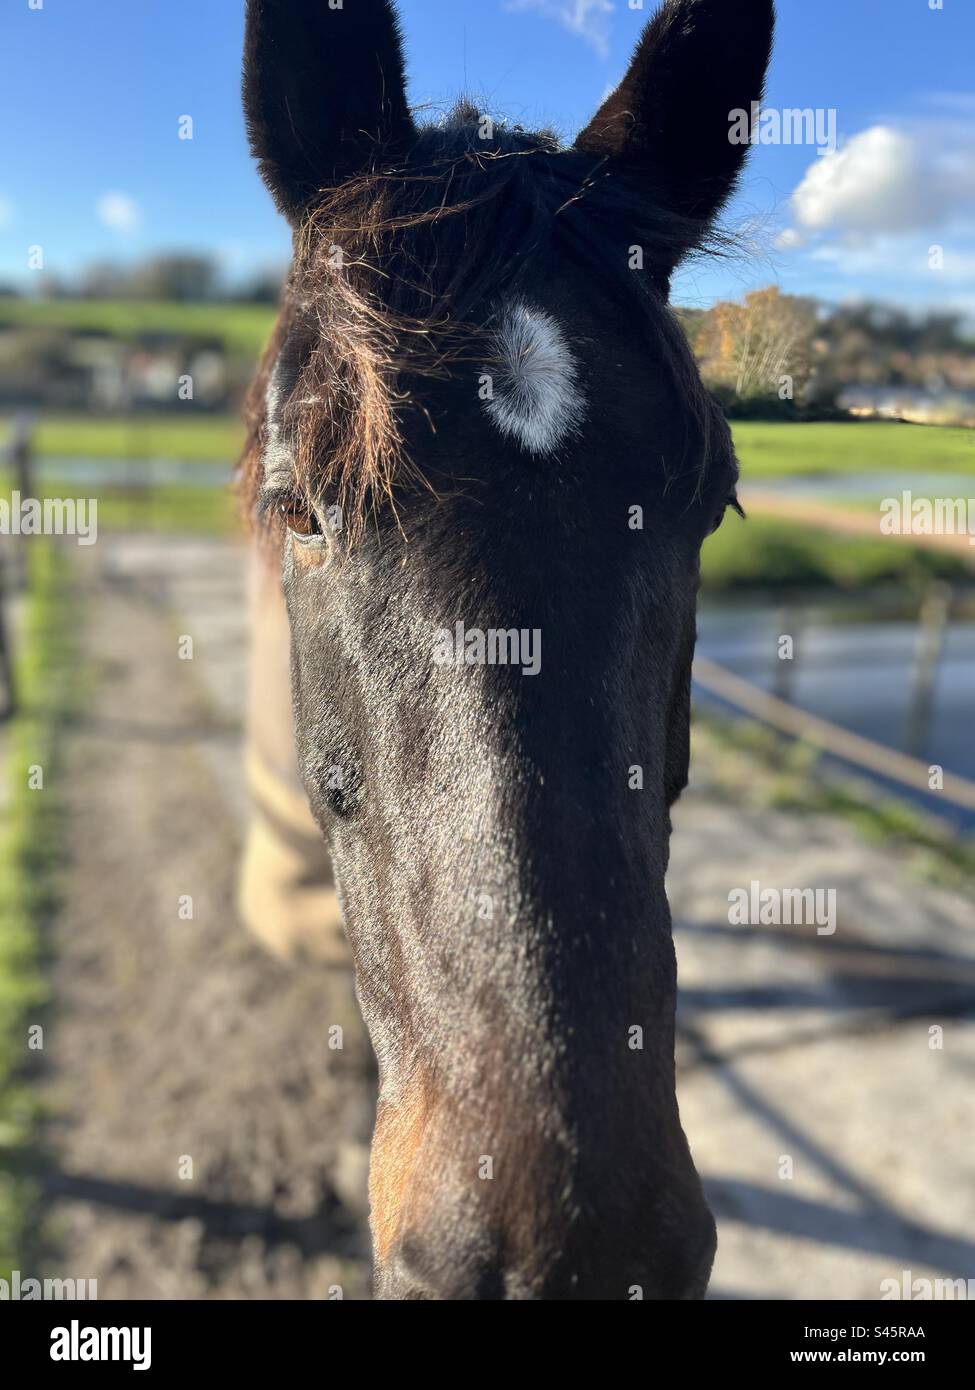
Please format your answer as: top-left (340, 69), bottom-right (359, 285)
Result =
top-left (238, 108), bottom-right (726, 543)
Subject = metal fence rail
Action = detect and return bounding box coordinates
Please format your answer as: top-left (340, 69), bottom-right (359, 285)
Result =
top-left (693, 654), bottom-right (975, 814)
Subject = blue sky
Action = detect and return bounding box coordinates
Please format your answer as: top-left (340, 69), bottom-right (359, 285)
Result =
top-left (1, 0), bottom-right (973, 316)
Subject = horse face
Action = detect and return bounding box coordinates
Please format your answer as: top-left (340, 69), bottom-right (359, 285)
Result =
top-left (243, 0), bottom-right (774, 1300)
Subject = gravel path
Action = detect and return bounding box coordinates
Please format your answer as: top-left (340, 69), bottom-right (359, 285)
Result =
top-left (672, 739), bottom-right (975, 1298)
top-left (38, 536), bottom-right (373, 1299)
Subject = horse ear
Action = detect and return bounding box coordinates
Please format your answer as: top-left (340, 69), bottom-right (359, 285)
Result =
top-left (243, 0), bottom-right (416, 223)
top-left (574, 0), bottom-right (775, 228)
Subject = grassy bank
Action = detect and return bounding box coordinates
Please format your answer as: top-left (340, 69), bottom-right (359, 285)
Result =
top-left (0, 543), bottom-right (78, 1278)
top-left (701, 512), bottom-right (971, 592)
top-left (91, 485), bottom-right (237, 535)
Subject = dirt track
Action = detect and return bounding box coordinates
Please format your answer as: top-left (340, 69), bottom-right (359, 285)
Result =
top-left (37, 537), bottom-right (373, 1299)
top-left (33, 532), bottom-right (975, 1301)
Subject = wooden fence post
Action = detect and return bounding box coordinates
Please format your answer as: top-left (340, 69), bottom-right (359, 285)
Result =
top-left (11, 412), bottom-right (35, 590)
top-left (905, 581), bottom-right (953, 758)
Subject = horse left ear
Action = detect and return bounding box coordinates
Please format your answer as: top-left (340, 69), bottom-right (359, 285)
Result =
top-left (243, 0), bottom-right (416, 224)
top-left (574, 0), bottom-right (775, 229)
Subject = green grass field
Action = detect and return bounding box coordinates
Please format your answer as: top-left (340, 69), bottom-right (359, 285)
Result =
top-left (3, 414), bottom-right (244, 463)
top-left (5, 413), bottom-right (972, 477)
top-left (733, 420), bottom-right (975, 478)
top-left (0, 298), bottom-right (276, 359)
top-left (0, 472), bottom-right (236, 536)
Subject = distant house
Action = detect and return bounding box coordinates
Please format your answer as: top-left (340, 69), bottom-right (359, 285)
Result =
top-left (838, 385), bottom-right (975, 428)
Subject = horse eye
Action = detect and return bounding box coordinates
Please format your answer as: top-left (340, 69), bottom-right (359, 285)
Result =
top-left (279, 496), bottom-right (320, 537)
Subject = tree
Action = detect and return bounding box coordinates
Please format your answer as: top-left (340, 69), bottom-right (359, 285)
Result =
top-left (128, 255), bottom-right (219, 302)
top-left (696, 287), bottom-right (818, 402)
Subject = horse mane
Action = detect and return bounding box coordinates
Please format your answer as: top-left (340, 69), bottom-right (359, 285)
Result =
top-left (239, 104), bottom-right (727, 542)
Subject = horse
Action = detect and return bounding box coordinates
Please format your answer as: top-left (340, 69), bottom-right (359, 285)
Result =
top-left (240, 0), bottom-right (774, 1300)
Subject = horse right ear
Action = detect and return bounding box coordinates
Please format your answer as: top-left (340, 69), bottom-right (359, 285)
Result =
top-left (575, 0), bottom-right (775, 230)
top-left (243, 0), bottom-right (417, 224)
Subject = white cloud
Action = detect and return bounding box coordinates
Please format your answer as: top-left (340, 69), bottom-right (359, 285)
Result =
top-left (506, 0), bottom-right (615, 59)
top-left (790, 126), bottom-right (946, 238)
top-left (783, 121), bottom-right (975, 252)
top-left (96, 191), bottom-right (142, 234)
top-left (766, 118), bottom-right (975, 312)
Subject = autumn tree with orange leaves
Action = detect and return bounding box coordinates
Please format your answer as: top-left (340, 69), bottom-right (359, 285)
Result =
top-left (696, 287), bottom-right (818, 403)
